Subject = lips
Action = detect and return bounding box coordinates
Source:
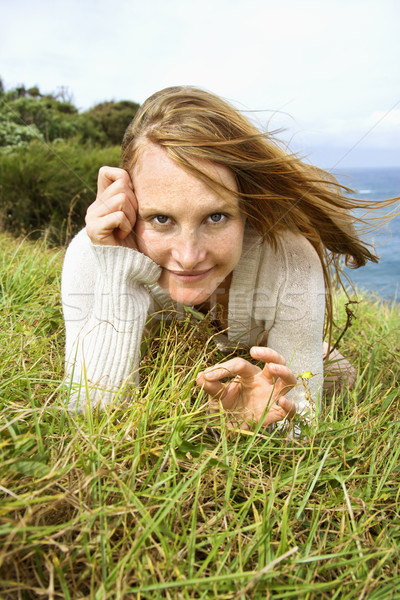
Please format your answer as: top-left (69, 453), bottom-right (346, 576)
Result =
top-left (167, 268), bottom-right (213, 283)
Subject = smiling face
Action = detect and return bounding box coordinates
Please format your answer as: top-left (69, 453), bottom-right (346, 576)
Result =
top-left (132, 143), bottom-right (245, 306)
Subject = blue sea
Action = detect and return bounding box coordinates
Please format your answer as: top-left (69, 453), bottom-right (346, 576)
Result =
top-left (332, 167), bottom-right (400, 301)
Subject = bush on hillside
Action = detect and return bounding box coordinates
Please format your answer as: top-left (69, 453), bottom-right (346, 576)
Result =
top-left (79, 100), bottom-right (140, 145)
top-left (0, 113), bottom-right (44, 148)
top-left (0, 139), bottom-right (121, 243)
top-left (1, 95), bottom-right (81, 145)
top-left (0, 83), bottom-right (139, 149)
top-left (0, 81), bottom-right (141, 241)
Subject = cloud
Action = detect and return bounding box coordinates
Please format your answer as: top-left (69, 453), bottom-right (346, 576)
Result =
top-left (1, 0), bottom-right (398, 165)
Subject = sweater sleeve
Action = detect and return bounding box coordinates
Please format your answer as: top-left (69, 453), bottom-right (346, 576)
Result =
top-left (61, 229), bottom-right (161, 412)
top-left (266, 233), bottom-right (325, 417)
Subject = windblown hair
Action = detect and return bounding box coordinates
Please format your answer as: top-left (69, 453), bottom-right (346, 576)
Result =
top-left (121, 86), bottom-right (396, 337)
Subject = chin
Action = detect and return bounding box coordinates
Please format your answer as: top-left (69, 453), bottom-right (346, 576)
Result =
top-left (160, 281), bottom-right (214, 306)
top-left (169, 289), bottom-right (210, 306)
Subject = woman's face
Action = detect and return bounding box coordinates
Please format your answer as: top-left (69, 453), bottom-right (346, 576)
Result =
top-left (132, 143), bottom-right (245, 306)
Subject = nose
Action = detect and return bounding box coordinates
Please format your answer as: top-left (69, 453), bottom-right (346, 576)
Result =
top-left (171, 230), bottom-right (207, 270)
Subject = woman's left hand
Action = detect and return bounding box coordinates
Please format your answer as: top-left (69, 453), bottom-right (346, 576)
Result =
top-left (196, 347), bottom-right (297, 429)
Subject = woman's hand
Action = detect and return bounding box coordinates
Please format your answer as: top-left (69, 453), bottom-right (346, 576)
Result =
top-left (85, 166), bottom-right (138, 249)
top-left (196, 347), bottom-right (297, 430)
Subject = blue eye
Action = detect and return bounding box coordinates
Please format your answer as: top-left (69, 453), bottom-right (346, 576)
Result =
top-left (154, 215), bottom-right (169, 224)
top-left (209, 213), bottom-right (225, 223)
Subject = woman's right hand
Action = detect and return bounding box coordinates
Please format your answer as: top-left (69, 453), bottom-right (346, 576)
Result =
top-left (85, 166), bottom-right (138, 249)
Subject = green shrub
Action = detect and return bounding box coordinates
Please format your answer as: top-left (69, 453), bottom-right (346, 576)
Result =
top-left (0, 113), bottom-right (44, 148)
top-left (1, 95), bottom-right (81, 144)
top-left (79, 100), bottom-right (140, 145)
top-left (0, 83), bottom-right (141, 241)
top-left (0, 139), bottom-right (121, 243)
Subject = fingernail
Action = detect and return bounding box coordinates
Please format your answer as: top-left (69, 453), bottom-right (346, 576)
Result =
top-left (204, 369), bottom-right (221, 380)
top-left (204, 371), bottom-right (215, 380)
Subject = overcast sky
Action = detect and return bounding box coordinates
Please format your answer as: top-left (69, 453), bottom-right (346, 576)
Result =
top-left (1, 0), bottom-right (399, 168)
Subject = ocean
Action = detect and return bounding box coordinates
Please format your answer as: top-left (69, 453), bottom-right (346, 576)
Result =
top-left (332, 167), bottom-right (400, 301)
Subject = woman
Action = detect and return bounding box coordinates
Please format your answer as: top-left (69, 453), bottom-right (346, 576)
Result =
top-left (62, 86), bottom-right (379, 427)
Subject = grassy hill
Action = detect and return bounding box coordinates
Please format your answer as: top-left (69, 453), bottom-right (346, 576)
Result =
top-left (0, 232), bottom-right (399, 599)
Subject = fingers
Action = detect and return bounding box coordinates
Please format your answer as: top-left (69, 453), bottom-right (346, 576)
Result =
top-left (196, 351), bottom-right (298, 428)
top-left (89, 210), bottom-right (132, 239)
top-left (250, 346), bottom-right (296, 392)
top-left (266, 363), bottom-right (297, 395)
top-left (97, 166), bottom-right (133, 196)
top-left (261, 396), bottom-right (296, 427)
top-left (86, 167), bottom-right (138, 246)
top-left (197, 358), bottom-right (259, 410)
top-left (94, 168), bottom-right (137, 222)
top-left (199, 357), bottom-right (260, 383)
top-left (250, 346), bottom-right (286, 365)
top-left (86, 193), bottom-right (136, 238)
top-left (196, 366), bottom-right (244, 409)
top-left (195, 373), bottom-right (225, 398)
top-left (197, 352), bottom-right (296, 400)
top-left (210, 394), bottom-right (297, 430)
top-left (278, 396), bottom-right (297, 419)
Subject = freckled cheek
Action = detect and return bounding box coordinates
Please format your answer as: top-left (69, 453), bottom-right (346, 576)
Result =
top-left (135, 229), bottom-right (170, 262)
top-left (213, 231), bottom-right (244, 265)
top-left (211, 241), bottom-right (234, 262)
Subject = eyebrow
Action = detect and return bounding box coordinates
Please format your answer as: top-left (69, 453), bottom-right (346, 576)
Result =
top-left (138, 200), bottom-right (239, 214)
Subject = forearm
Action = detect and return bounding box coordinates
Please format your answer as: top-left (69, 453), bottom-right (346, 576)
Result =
top-left (267, 233), bottom-right (326, 417)
top-left (268, 299), bottom-right (325, 417)
top-left (62, 233), bottom-right (161, 411)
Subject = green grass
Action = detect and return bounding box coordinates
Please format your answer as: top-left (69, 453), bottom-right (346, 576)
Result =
top-left (0, 232), bottom-right (399, 599)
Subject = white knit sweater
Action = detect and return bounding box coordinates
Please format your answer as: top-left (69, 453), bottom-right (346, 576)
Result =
top-left (62, 224), bottom-right (325, 414)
